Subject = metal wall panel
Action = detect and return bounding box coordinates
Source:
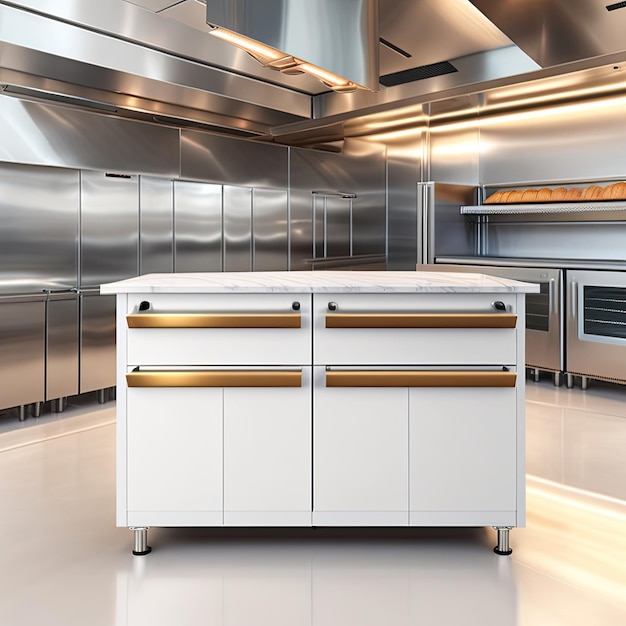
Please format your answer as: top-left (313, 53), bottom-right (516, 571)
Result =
top-left (429, 127), bottom-right (479, 185)
top-left (173, 181), bottom-right (222, 272)
top-left (0, 163), bottom-right (78, 292)
top-left (140, 176), bottom-right (174, 274)
top-left (252, 188), bottom-right (288, 271)
top-left (479, 96), bottom-right (626, 185)
top-left (224, 185), bottom-right (252, 272)
top-left (181, 131), bottom-right (288, 187)
top-left (80, 171), bottom-right (139, 287)
top-left (0, 96), bottom-right (180, 176)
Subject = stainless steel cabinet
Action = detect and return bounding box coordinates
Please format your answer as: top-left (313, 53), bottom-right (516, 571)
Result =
top-left (79, 290), bottom-right (116, 395)
top-left (0, 163), bottom-right (79, 289)
top-left (140, 176), bottom-right (174, 274)
top-left (253, 188), bottom-right (288, 271)
top-left (80, 171), bottom-right (139, 287)
top-left (174, 181), bottom-right (222, 272)
top-left (0, 294), bottom-right (46, 413)
top-left (224, 185), bottom-right (252, 272)
top-left (46, 292), bottom-right (79, 404)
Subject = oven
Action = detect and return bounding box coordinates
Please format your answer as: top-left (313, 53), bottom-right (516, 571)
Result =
top-left (565, 269), bottom-right (626, 387)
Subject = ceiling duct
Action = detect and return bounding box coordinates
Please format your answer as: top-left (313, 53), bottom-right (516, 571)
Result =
top-left (205, 0), bottom-right (379, 92)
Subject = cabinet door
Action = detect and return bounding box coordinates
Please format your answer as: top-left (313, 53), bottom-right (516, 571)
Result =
top-left (223, 368), bottom-right (312, 526)
top-left (313, 367), bottom-right (409, 525)
top-left (409, 387), bottom-right (517, 525)
top-left (126, 386), bottom-right (223, 526)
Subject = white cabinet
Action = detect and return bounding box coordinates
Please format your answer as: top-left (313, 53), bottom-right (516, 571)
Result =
top-left (223, 368), bottom-right (312, 526)
top-left (313, 368), bottom-right (409, 525)
top-left (126, 386), bottom-right (223, 526)
top-left (126, 369), bottom-right (312, 527)
top-left (409, 387), bottom-right (518, 526)
top-left (106, 272), bottom-right (532, 552)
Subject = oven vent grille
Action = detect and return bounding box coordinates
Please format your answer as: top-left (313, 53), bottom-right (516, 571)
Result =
top-left (379, 61), bottom-right (457, 87)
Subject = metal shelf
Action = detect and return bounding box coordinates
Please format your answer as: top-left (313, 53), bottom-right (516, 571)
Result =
top-left (461, 201), bottom-right (626, 215)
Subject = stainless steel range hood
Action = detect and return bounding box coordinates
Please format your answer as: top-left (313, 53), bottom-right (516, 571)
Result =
top-left (204, 0), bottom-right (379, 92)
top-left (469, 0), bottom-right (626, 68)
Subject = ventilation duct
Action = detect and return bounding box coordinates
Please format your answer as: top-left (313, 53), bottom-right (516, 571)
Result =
top-left (205, 0), bottom-right (379, 92)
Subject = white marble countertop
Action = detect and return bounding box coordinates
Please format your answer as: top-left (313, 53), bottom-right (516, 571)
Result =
top-left (100, 271), bottom-right (538, 294)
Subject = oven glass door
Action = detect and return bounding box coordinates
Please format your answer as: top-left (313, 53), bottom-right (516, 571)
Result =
top-left (567, 270), bottom-right (626, 381)
top-left (580, 285), bottom-right (626, 345)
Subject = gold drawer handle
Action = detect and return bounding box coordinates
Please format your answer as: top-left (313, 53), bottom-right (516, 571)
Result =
top-left (326, 371), bottom-right (517, 388)
top-left (127, 370), bottom-right (302, 388)
top-left (127, 313), bottom-right (301, 329)
top-left (325, 313), bottom-right (517, 328)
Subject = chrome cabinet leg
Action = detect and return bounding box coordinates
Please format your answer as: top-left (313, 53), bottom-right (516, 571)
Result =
top-left (533, 368), bottom-right (540, 382)
top-left (52, 397), bottom-right (67, 413)
top-left (18, 405), bottom-right (27, 421)
top-left (31, 402), bottom-right (42, 418)
top-left (553, 372), bottom-right (562, 387)
top-left (97, 389), bottom-right (106, 404)
top-left (493, 526), bottom-right (513, 555)
top-left (581, 376), bottom-right (589, 391)
top-left (566, 373), bottom-right (574, 389)
top-left (130, 527), bottom-right (151, 556)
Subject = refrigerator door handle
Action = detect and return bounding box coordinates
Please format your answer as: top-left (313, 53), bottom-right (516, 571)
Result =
top-left (570, 280), bottom-right (578, 320)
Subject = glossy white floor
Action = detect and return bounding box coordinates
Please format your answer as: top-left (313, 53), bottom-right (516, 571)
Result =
top-left (1, 378), bottom-right (626, 625)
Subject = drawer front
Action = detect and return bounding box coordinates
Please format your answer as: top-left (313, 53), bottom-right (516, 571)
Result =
top-left (126, 293), bottom-right (311, 365)
top-left (314, 293), bottom-right (518, 365)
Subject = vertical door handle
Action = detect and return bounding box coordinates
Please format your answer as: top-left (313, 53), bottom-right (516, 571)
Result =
top-left (549, 278), bottom-right (556, 315)
top-left (570, 281), bottom-right (578, 319)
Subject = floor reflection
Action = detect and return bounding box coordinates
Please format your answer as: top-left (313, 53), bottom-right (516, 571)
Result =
top-left (116, 527), bottom-right (516, 626)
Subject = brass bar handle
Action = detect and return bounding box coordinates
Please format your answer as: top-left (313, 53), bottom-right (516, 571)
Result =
top-left (127, 313), bottom-right (301, 329)
top-left (127, 370), bottom-right (302, 388)
top-left (325, 370), bottom-right (517, 388)
top-left (325, 313), bottom-right (517, 329)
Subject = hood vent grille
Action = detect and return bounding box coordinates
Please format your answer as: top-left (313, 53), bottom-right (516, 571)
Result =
top-left (379, 61), bottom-right (458, 87)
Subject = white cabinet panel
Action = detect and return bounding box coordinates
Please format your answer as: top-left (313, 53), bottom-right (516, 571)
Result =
top-left (409, 387), bottom-right (517, 516)
top-left (223, 368), bottom-right (312, 525)
top-left (127, 387), bottom-right (223, 521)
top-left (126, 292), bottom-right (311, 366)
top-left (314, 293), bottom-right (517, 366)
top-left (313, 367), bottom-right (409, 524)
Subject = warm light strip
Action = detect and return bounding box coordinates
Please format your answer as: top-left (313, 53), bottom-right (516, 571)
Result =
top-left (209, 27), bottom-right (284, 62)
top-left (527, 475), bottom-right (626, 521)
top-left (208, 26), bottom-right (362, 91)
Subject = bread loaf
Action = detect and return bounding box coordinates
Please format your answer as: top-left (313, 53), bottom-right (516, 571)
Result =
top-left (536, 188), bottom-right (553, 202)
top-left (564, 187), bottom-right (582, 201)
top-left (581, 185), bottom-right (603, 201)
top-left (521, 189), bottom-right (538, 202)
top-left (551, 187), bottom-right (567, 201)
top-left (603, 182), bottom-right (626, 200)
top-left (485, 191), bottom-right (502, 204)
top-left (507, 190), bottom-right (523, 203)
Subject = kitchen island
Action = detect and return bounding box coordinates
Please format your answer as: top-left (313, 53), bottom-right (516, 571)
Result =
top-left (101, 271), bottom-right (538, 555)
